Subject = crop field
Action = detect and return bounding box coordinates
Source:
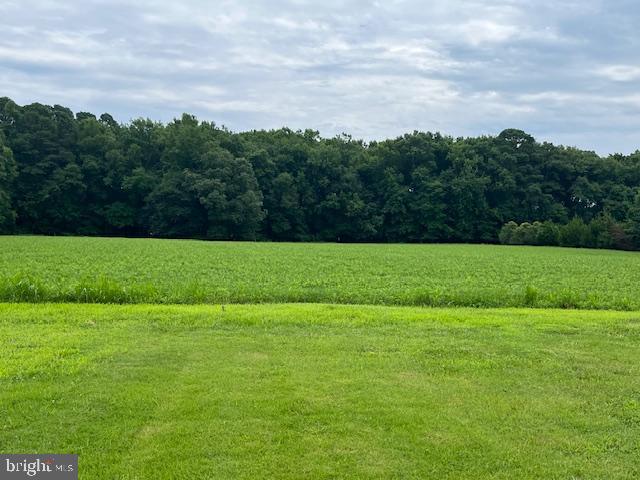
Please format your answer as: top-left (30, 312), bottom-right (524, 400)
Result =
top-left (2, 236), bottom-right (640, 478)
top-left (2, 303), bottom-right (640, 479)
top-left (1, 235), bottom-right (640, 309)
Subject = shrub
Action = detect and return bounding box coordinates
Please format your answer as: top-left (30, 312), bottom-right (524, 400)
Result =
top-left (589, 212), bottom-right (615, 249)
top-left (611, 223), bottom-right (634, 250)
top-left (500, 221), bottom-right (554, 246)
top-left (559, 218), bottom-right (591, 247)
top-left (511, 222), bottom-right (530, 244)
top-left (627, 192), bottom-right (640, 250)
top-left (537, 221), bottom-right (560, 246)
top-left (498, 216), bottom-right (633, 250)
top-left (499, 221), bottom-right (518, 244)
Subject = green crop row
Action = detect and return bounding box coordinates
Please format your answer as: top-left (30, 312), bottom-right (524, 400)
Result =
top-left (1, 236), bottom-right (639, 309)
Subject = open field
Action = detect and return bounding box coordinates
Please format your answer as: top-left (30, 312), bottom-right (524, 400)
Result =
top-left (1, 303), bottom-right (639, 479)
top-left (3, 237), bottom-right (639, 478)
top-left (1, 236), bottom-right (640, 309)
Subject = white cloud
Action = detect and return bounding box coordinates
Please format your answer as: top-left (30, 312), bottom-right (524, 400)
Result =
top-left (0, 0), bottom-right (639, 154)
top-left (457, 20), bottom-right (519, 46)
top-left (596, 64), bottom-right (640, 82)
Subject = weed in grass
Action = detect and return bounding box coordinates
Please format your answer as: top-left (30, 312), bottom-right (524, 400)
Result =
top-left (72, 276), bottom-right (130, 303)
top-left (524, 285), bottom-right (539, 306)
top-left (0, 274), bottom-right (48, 302)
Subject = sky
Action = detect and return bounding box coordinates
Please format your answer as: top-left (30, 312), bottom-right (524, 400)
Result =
top-left (1, 0), bottom-right (639, 155)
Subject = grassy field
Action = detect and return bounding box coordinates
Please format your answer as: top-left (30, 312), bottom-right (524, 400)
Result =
top-left (1, 235), bottom-right (640, 309)
top-left (3, 236), bottom-right (639, 478)
top-left (1, 303), bottom-right (639, 479)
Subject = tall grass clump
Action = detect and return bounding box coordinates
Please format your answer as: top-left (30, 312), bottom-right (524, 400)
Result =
top-left (0, 274), bottom-right (49, 302)
top-left (524, 285), bottom-right (539, 306)
top-left (70, 276), bottom-right (143, 304)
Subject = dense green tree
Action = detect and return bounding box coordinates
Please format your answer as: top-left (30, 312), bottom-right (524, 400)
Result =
top-left (628, 191), bottom-right (640, 248)
top-left (0, 132), bottom-right (17, 231)
top-left (187, 149), bottom-right (265, 240)
top-left (305, 137), bottom-right (378, 241)
top-left (75, 113), bottom-right (129, 234)
top-left (0, 100), bottom-right (84, 233)
top-left (443, 152), bottom-right (495, 242)
top-left (559, 218), bottom-right (591, 247)
top-left (242, 129), bottom-right (315, 240)
top-left (266, 172), bottom-right (305, 239)
top-left (588, 211), bottom-right (615, 249)
top-left (498, 221), bottom-right (518, 244)
top-left (0, 97), bottom-right (639, 250)
top-left (146, 170), bottom-right (208, 238)
top-left (537, 221), bottom-right (560, 246)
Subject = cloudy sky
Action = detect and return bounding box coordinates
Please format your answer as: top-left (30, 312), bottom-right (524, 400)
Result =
top-left (1, 0), bottom-right (639, 154)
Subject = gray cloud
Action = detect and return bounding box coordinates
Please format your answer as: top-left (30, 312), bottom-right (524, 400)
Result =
top-left (1, 0), bottom-right (639, 154)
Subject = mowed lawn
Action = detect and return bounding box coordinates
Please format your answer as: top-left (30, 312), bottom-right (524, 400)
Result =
top-left (1, 236), bottom-right (640, 309)
top-left (1, 303), bottom-right (639, 479)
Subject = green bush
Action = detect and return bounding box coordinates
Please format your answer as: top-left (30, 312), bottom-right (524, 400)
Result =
top-left (499, 215), bottom-right (633, 250)
top-left (537, 221), bottom-right (560, 246)
top-left (498, 221), bottom-right (518, 244)
top-left (559, 218), bottom-right (591, 247)
top-left (589, 212), bottom-right (614, 248)
top-left (628, 191), bottom-right (640, 249)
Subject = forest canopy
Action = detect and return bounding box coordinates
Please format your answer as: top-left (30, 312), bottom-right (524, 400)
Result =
top-left (0, 97), bottom-right (639, 249)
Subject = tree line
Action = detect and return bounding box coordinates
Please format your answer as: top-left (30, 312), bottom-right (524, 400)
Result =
top-left (499, 216), bottom-right (638, 250)
top-left (0, 97), bottom-right (639, 249)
